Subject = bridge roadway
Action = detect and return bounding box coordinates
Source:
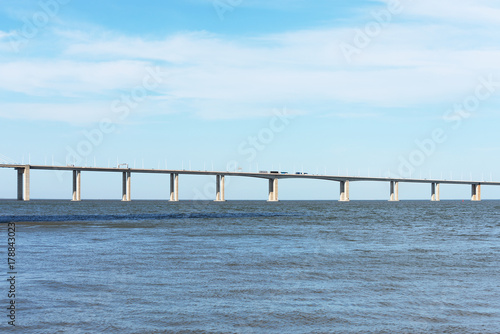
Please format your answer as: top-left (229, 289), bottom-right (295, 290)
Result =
top-left (2, 164), bottom-right (499, 202)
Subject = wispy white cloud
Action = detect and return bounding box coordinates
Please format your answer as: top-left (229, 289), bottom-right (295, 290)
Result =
top-left (401, 0), bottom-right (500, 25)
top-left (193, 0), bottom-right (310, 10)
top-left (325, 112), bottom-right (383, 119)
top-left (0, 102), bottom-right (113, 124)
top-left (0, 29), bottom-right (16, 51)
top-left (0, 60), bottom-right (156, 97)
top-left (1, 0), bottom-right (500, 124)
top-left (0, 30), bottom-right (13, 39)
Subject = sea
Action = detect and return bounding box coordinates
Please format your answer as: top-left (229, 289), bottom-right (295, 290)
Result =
top-left (0, 199), bottom-right (499, 333)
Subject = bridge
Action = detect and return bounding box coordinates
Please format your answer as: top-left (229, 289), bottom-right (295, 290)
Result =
top-left (1, 164), bottom-right (498, 202)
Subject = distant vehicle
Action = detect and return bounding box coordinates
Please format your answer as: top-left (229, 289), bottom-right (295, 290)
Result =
top-left (304, 172), bottom-right (309, 175)
top-left (295, 172), bottom-right (303, 175)
top-left (281, 172), bottom-right (288, 174)
top-left (270, 171), bottom-right (279, 174)
top-left (259, 171), bottom-right (268, 173)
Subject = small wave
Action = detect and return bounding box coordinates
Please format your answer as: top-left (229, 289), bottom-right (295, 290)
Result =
top-left (0, 212), bottom-right (301, 223)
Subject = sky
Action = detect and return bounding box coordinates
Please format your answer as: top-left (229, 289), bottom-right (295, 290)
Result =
top-left (1, 0), bottom-right (500, 200)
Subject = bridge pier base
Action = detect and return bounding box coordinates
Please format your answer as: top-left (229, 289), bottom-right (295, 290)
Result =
top-left (389, 181), bottom-right (399, 201)
top-left (471, 184), bottom-right (481, 201)
top-left (431, 183), bottom-right (440, 201)
top-left (170, 173), bottom-right (179, 202)
top-left (339, 180), bottom-right (350, 202)
top-left (268, 178), bottom-right (278, 202)
top-left (72, 170), bottom-right (81, 201)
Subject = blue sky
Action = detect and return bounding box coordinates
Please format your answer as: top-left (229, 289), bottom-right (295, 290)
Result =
top-left (1, 0), bottom-right (500, 200)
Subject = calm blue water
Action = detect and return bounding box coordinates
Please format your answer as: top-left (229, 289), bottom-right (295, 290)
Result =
top-left (1, 200), bottom-right (499, 333)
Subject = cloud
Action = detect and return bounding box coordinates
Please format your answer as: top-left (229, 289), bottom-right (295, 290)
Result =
top-left (0, 30), bottom-right (12, 39)
top-left (0, 30), bottom-right (17, 52)
top-left (1, 0), bottom-right (500, 124)
top-left (401, 0), bottom-right (500, 25)
top-left (0, 60), bottom-right (155, 96)
top-left (325, 112), bottom-right (383, 119)
top-left (193, 0), bottom-right (310, 10)
top-left (0, 102), bottom-right (113, 124)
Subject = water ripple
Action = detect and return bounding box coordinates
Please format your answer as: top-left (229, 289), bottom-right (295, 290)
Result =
top-left (0, 211), bottom-right (301, 223)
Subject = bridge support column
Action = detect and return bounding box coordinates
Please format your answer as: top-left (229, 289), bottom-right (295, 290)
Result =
top-left (215, 175), bottom-right (226, 202)
top-left (221, 175), bottom-right (225, 201)
top-left (17, 169), bottom-right (23, 201)
top-left (339, 180), bottom-right (350, 202)
top-left (16, 166), bottom-right (30, 201)
top-left (389, 181), bottom-right (399, 201)
top-left (122, 171), bottom-right (131, 201)
top-left (72, 170), bottom-right (81, 201)
top-left (170, 173), bottom-right (179, 202)
top-left (268, 178), bottom-right (278, 202)
top-left (471, 184), bottom-right (481, 201)
top-left (431, 183), bottom-right (440, 201)
top-left (127, 172), bottom-right (131, 201)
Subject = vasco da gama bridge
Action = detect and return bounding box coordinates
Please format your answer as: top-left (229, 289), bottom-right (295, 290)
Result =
top-left (1, 164), bottom-right (499, 202)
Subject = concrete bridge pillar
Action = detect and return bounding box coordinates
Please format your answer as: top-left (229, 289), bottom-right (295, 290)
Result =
top-left (16, 166), bottom-right (30, 201)
top-left (170, 173), bottom-right (179, 202)
top-left (431, 183), bottom-right (440, 201)
top-left (471, 184), bottom-right (481, 201)
top-left (268, 178), bottom-right (278, 202)
top-left (215, 175), bottom-right (226, 202)
top-left (221, 175), bottom-right (225, 201)
top-left (126, 172), bottom-right (131, 201)
top-left (122, 172), bottom-right (126, 201)
top-left (339, 180), bottom-right (350, 202)
top-left (72, 170), bottom-right (81, 201)
top-left (17, 169), bottom-right (23, 201)
top-left (389, 181), bottom-right (399, 201)
top-left (122, 171), bottom-right (131, 201)
top-left (216, 175), bottom-right (220, 201)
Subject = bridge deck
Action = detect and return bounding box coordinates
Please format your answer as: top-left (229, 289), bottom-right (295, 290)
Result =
top-left (1, 164), bottom-right (498, 185)
top-left (1, 164), bottom-right (498, 202)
